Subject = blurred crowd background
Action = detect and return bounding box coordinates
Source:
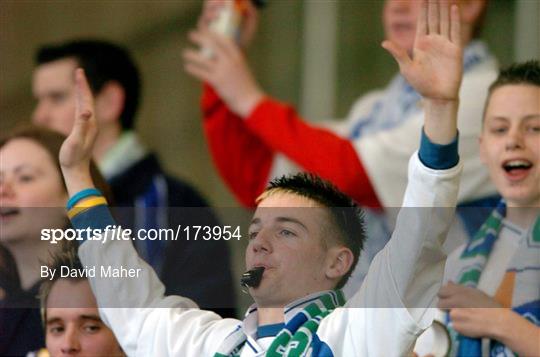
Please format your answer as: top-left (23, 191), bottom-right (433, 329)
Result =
top-left (2, 0), bottom-right (537, 208)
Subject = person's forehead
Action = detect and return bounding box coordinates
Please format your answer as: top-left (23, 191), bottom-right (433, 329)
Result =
top-left (253, 192), bottom-right (329, 229)
top-left (0, 138), bottom-right (54, 171)
top-left (486, 84), bottom-right (540, 120)
top-left (46, 306), bottom-right (101, 323)
top-left (33, 58), bottom-right (78, 91)
top-left (46, 279), bottom-right (97, 309)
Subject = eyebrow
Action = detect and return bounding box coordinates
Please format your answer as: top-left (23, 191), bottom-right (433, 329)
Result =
top-left (14, 164), bottom-right (38, 172)
top-left (37, 89), bottom-right (70, 97)
top-left (80, 315), bottom-right (102, 322)
top-left (46, 314), bottom-right (102, 325)
top-left (249, 216), bottom-right (308, 231)
top-left (275, 217), bottom-right (308, 231)
top-left (46, 317), bottom-right (62, 325)
top-left (488, 114), bottom-right (540, 122)
top-left (0, 165), bottom-right (38, 176)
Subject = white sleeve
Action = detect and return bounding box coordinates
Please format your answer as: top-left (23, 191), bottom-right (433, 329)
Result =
top-left (79, 236), bottom-right (239, 357)
top-left (318, 152), bottom-right (462, 355)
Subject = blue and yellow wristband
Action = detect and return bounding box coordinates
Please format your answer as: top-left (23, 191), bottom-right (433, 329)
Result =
top-left (66, 188), bottom-right (108, 219)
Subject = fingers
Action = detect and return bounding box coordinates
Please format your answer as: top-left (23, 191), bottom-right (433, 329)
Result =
top-left (183, 49), bottom-right (214, 82)
top-left (61, 68), bottom-right (98, 170)
top-left (437, 296), bottom-right (456, 310)
top-left (72, 69), bottom-right (97, 145)
top-left (437, 282), bottom-right (459, 309)
top-left (440, 0), bottom-right (450, 38)
top-left (428, 0), bottom-right (439, 34)
top-left (198, 0), bottom-right (225, 30)
top-left (188, 29), bottom-right (237, 61)
top-left (381, 40), bottom-right (412, 71)
top-left (75, 68), bottom-right (94, 122)
top-left (450, 3), bottom-right (461, 46)
top-left (422, 0), bottom-right (460, 41)
top-left (449, 307), bottom-right (469, 322)
top-left (416, 0), bottom-right (428, 38)
top-left (438, 281), bottom-right (457, 298)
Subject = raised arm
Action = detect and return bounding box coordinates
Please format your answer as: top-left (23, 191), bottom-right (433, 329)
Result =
top-left (382, 0), bottom-right (462, 145)
top-left (387, 0), bottom-right (463, 302)
top-left (350, 0), bottom-right (463, 313)
top-left (59, 68), bottom-right (99, 196)
top-left (184, 8), bottom-right (381, 208)
top-left (59, 69), bottom-right (237, 356)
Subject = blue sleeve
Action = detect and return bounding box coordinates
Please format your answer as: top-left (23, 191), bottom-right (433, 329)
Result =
top-left (418, 128), bottom-right (459, 170)
top-left (70, 205), bottom-right (117, 242)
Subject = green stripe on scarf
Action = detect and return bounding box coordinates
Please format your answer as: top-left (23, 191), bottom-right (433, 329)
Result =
top-left (449, 201), bottom-right (540, 356)
top-left (214, 290), bottom-right (345, 357)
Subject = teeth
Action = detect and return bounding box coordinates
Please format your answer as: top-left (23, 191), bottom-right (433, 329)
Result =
top-left (504, 160), bottom-right (532, 171)
top-left (506, 160), bottom-right (531, 167)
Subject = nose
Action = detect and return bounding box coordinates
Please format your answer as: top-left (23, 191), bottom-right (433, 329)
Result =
top-left (250, 229), bottom-right (272, 255)
top-left (505, 127), bottom-right (525, 151)
top-left (0, 178), bottom-right (14, 200)
top-left (32, 101), bottom-right (49, 126)
top-left (60, 327), bottom-right (81, 355)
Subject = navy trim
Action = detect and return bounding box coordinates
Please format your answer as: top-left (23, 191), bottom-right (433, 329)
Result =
top-left (419, 128), bottom-right (459, 170)
top-left (257, 323), bottom-right (285, 338)
top-left (245, 339), bottom-right (258, 353)
top-left (70, 205), bottom-right (116, 242)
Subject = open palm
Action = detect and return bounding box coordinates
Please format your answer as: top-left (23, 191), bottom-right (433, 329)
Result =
top-left (383, 0), bottom-right (463, 101)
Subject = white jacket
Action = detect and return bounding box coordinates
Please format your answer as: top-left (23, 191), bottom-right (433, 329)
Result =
top-left (79, 153), bottom-right (462, 356)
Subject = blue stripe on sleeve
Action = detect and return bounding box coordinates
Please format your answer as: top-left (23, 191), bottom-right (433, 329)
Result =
top-left (419, 128), bottom-right (459, 170)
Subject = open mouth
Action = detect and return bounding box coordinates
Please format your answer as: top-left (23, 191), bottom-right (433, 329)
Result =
top-left (0, 207), bottom-right (20, 218)
top-left (502, 159), bottom-right (533, 180)
top-left (391, 23), bottom-right (414, 33)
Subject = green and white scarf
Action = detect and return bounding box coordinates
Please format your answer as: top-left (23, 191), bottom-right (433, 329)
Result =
top-left (449, 201), bottom-right (540, 356)
top-left (214, 290), bottom-right (346, 357)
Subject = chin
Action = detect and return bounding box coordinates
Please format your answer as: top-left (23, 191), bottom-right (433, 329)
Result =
top-left (503, 191), bottom-right (540, 207)
top-left (387, 34), bottom-right (414, 54)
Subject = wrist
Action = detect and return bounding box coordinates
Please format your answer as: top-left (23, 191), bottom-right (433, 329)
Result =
top-left (424, 98), bottom-right (459, 145)
top-left (231, 89), bottom-right (265, 118)
top-left (61, 166), bottom-right (95, 197)
top-left (488, 308), bottom-right (512, 341)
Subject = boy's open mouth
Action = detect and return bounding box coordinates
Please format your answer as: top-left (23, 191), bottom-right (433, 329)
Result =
top-left (502, 159), bottom-right (533, 180)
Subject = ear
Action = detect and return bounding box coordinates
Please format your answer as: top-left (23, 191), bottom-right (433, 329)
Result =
top-left (325, 246), bottom-right (354, 282)
top-left (94, 81), bottom-right (125, 125)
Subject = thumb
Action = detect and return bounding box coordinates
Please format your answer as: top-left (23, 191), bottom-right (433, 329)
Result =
top-left (381, 40), bottom-right (412, 70)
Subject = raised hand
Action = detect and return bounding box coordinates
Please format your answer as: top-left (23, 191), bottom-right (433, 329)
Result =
top-left (183, 29), bottom-right (264, 118)
top-left (59, 68), bottom-right (98, 195)
top-left (382, 0), bottom-right (462, 102)
top-left (198, 0), bottom-right (259, 49)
